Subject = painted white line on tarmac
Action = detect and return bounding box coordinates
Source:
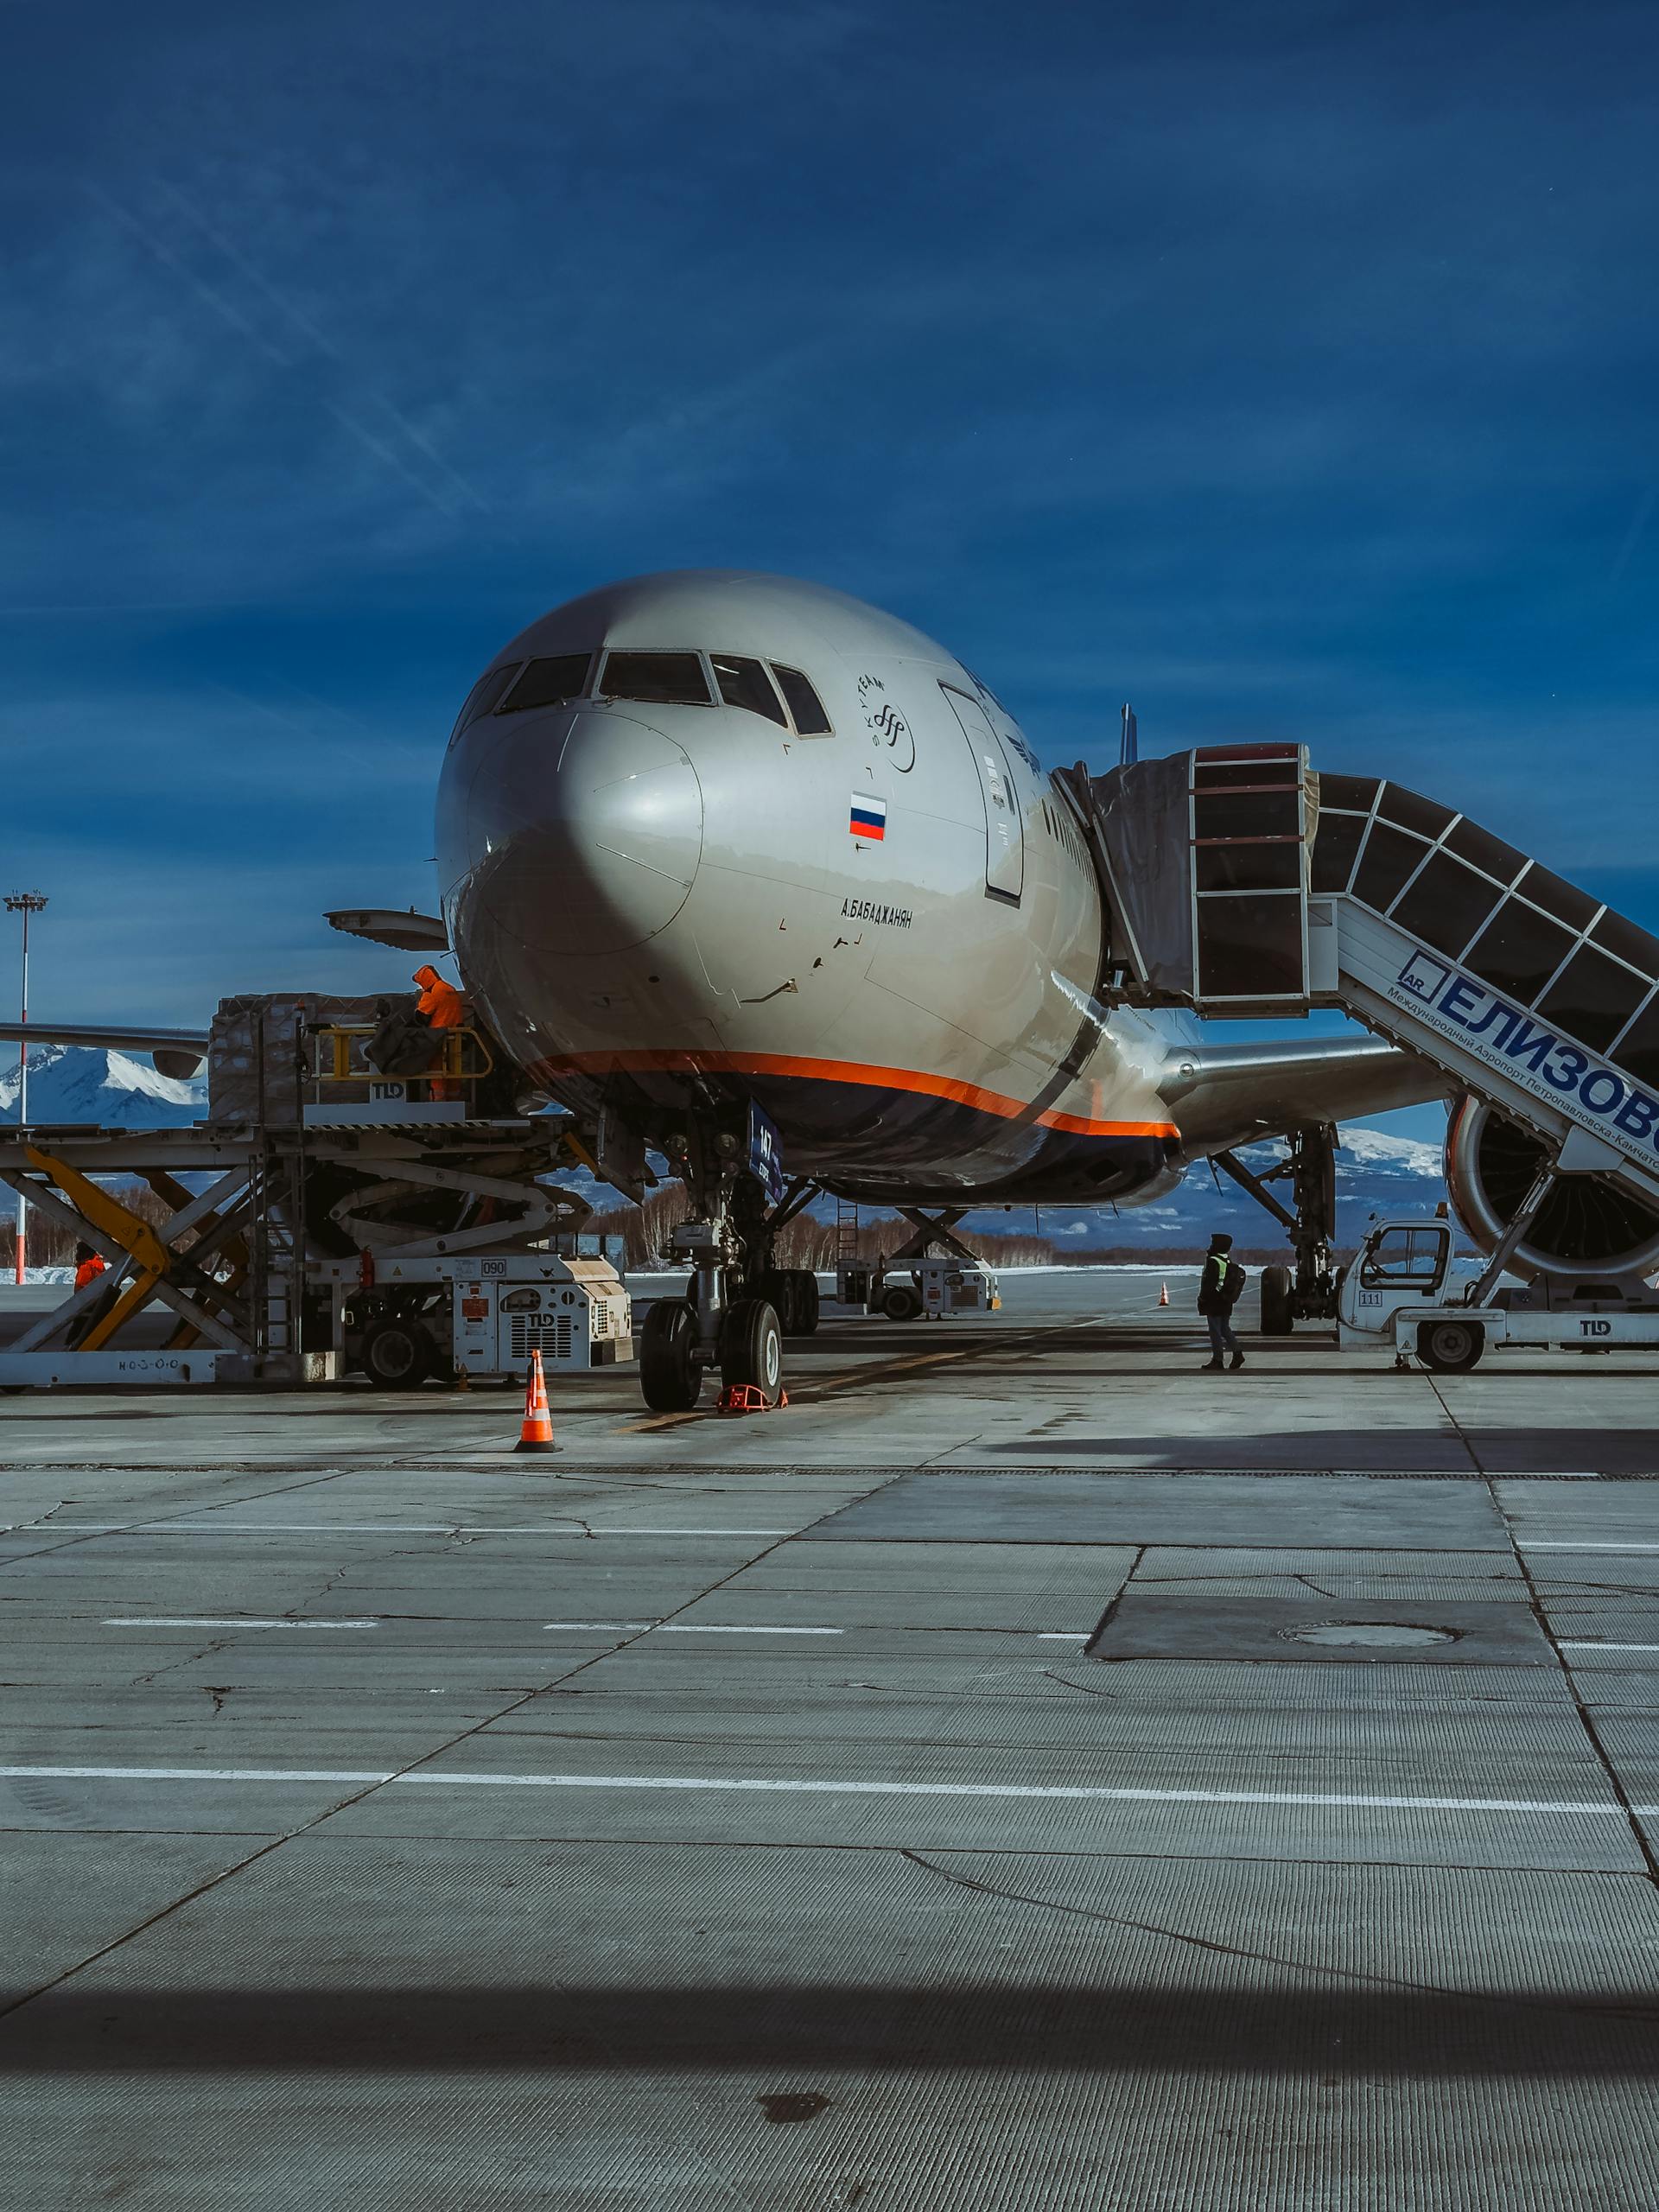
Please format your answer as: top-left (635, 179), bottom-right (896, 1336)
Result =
top-left (1560, 1641), bottom-right (1659, 1653)
top-left (0, 1765), bottom-right (389, 1785)
top-left (164, 1523), bottom-right (795, 1538)
top-left (101, 1618), bottom-right (379, 1630)
top-left (4, 1522), bottom-right (792, 1540)
top-left (1522, 1542), bottom-right (1659, 1553)
top-left (0, 1763), bottom-right (1650, 1817)
top-left (543, 1622), bottom-right (842, 1636)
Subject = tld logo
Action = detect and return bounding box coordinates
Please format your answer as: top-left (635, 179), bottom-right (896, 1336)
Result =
top-left (1579, 1319), bottom-right (1612, 1337)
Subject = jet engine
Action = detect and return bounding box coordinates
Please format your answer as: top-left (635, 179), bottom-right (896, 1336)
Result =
top-left (1444, 1094), bottom-right (1659, 1281)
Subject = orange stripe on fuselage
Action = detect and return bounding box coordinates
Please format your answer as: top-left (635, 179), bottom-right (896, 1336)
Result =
top-left (529, 1048), bottom-right (1179, 1141)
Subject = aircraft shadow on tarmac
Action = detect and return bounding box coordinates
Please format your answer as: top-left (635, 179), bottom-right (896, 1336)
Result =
top-left (5, 1985), bottom-right (1659, 2078)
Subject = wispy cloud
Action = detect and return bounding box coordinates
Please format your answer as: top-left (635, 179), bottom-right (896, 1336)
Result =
top-left (3, 0), bottom-right (1658, 1019)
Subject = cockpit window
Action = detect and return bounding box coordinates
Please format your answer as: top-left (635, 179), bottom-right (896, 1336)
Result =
top-left (497, 653), bottom-right (593, 715)
top-left (770, 664), bottom-right (831, 734)
top-left (710, 654), bottom-right (786, 727)
top-left (597, 650), bottom-right (712, 706)
top-left (963, 665), bottom-right (1008, 714)
top-left (450, 663), bottom-right (520, 741)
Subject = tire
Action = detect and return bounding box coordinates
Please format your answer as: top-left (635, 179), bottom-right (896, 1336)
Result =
top-left (1418, 1318), bottom-right (1485, 1374)
top-left (881, 1284), bottom-right (923, 1321)
top-left (1259, 1265), bottom-right (1294, 1337)
top-left (786, 1268), bottom-right (820, 1336)
top-left (360, 1318), bottom-right (433, 1389)
top-left (641, 1299), bottom-right (703, 1411)
top-left (721, 1298), bottom-right (784, 1405)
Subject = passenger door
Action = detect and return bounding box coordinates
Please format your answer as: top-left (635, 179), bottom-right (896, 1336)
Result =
top-left (941, 686), bottom-right (1024, 901)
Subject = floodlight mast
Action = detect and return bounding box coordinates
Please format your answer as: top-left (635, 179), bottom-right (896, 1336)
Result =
top-left (5, 893), bottom-right (48, 1285)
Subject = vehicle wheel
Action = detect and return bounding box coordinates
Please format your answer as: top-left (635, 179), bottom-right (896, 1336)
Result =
top-left (1418, 1318), bottom-right (1485, 1374)
top-left (641, 1299), bottom-right (703, 1411)
top-left (360, 1318), bottom-right (433, 1389)
top-left (785, 1268), bottom-right (819, 1336)
top-left (760, 1269), bottom-right (798, 1333)
top-left (721, 1298), bottom-right (784, 1405)
top-left (881, 1284), bottom-right (923, 1321)
top-left (1259, 1265), bottom-right (1295, 1336)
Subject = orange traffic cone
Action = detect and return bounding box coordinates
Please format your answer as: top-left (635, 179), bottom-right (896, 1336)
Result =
top-left (514, 1349), bottom-right (559, 1454)
top-left (1158, 1281), bottom-right (1169, 1307)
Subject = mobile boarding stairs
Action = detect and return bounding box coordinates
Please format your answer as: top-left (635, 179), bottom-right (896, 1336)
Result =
top-left (1059, 744), bottom-right (1659, 1365)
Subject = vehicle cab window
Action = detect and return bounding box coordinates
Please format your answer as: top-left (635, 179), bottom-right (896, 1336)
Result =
top-left (710, 654), bottom-right (786, 727)
top-left (769, 664), bottom-right (832, 734)
top-left (1359, 1225), bottom-right (1447, 1289)
top-left (596, 650), bottom-right (712, 705)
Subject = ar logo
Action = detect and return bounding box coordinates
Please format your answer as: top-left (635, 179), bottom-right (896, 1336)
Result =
top-left (856, 673), bottom-right (915, 772)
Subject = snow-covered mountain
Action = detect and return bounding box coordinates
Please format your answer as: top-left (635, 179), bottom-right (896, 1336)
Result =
top-left (1011, 1121), bottom-right (1451, 1253)
top-left (1331, 1124), bottom-right (1445, 1179)
top-left (0, 1047), bottom-right (1447, 1253)
top-left (577, 1116), bottom-right (1452, 1256)
top-left (0, 1044), bottom-right (204, 1129)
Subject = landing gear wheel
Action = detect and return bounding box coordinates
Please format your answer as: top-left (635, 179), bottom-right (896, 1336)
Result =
top-left (1418, 1318), bottom-right (1485, 1374)
top-left (641, 1299), bottom-right (704, 1411)
top-left (881, 1283), bottom-right (923, 1321)
top-left (721, 1298), bottom-right (784, 1406)
top-left (1260, 1265), bottom-right (1295, 1337)
top-left (360, 1318), bottom-right (433, 1389)
top-left (785, 1268), bottom-right (819, 1336)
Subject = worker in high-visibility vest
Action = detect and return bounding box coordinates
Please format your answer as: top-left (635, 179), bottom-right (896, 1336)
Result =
top-left (413, 964), bottom-right (467, 1101)
top-left (1197, 1231), bottom-right (1247, 1372)
top-left (73, 1242), bottom-right (107, 1294)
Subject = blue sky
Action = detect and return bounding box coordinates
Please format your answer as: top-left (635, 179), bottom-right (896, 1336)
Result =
top-left (3, 0), bottom-right (1657, 1161)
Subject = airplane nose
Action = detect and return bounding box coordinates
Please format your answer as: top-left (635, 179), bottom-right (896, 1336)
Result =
top-left (467, 708), bottom-right (703, 956)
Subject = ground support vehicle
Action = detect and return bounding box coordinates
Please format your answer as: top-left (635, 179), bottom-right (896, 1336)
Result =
top-left (836, 1254), bottom-right (1001, 1321)
top-left (1337, 1212), bottom-right (1659, 1372)
top-left (312, 1250), bottom-right (632, 1388)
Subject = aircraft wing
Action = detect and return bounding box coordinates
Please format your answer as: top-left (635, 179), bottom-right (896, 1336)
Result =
top-left (0, 1020), bottom-right (209, 1078)
top-left (1160, 1033), bottom-right (1449, 1156)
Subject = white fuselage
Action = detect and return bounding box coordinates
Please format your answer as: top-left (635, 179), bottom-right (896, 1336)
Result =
top-left (438, 569), bottom-right (1190, 1204)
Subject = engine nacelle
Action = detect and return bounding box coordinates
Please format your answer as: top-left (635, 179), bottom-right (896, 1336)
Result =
top-left (1445, 1095), bottom-right (1659, 1281)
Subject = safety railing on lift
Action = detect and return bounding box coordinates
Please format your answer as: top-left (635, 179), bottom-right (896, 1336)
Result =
top-left (308, 1023), bottom-right (496, 1098)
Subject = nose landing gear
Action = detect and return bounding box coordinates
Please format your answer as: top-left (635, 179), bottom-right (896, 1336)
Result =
top-left (638, 1125), bottom-right (804, 1413)
top-left (639, 1295), bottom-right (704, 1412)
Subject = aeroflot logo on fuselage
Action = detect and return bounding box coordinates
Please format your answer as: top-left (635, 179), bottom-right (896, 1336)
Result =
top-left (1390, 949), bottom-right (1659, 1155)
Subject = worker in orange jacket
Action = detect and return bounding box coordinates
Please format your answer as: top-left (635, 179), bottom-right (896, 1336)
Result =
top-left (413, 964), bottom-right (467, 1101)
top-left (67, 1243), bottom-right (111, 1348)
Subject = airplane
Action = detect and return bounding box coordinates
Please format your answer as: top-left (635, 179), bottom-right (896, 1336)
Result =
top-left (430, 570), bottom-right (1444, 1404)
top-left (3, 569), bottom-right (1446, 1408)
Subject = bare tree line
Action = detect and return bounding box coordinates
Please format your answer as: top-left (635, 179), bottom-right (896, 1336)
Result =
top-left (0, 1182), bottom-right (175, 1269)
top-left (581, 1182), bottom-right (1058, 1271)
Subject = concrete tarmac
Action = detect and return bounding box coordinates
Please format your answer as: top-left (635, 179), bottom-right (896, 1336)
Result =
top-left (3, 1268), bottom-right (1659, 2207)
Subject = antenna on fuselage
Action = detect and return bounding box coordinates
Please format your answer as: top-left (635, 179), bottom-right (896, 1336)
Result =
top-left (1119, 702), bottom-right (1138, 766)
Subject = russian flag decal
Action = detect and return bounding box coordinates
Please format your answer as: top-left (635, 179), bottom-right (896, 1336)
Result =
top-left (849, 791), bottom-right (887, 840)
